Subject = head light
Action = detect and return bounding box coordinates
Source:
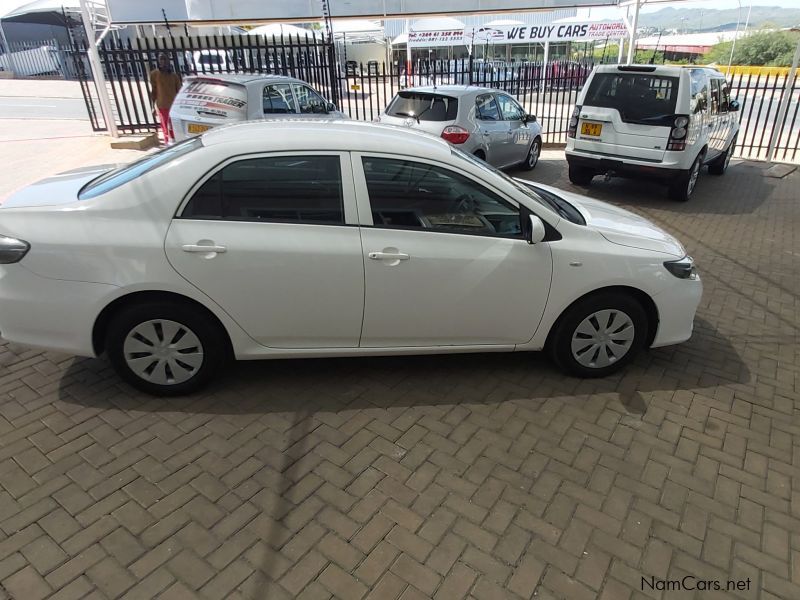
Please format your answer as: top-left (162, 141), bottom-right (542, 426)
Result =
top-left (664, 256), bottom-right (698, 280)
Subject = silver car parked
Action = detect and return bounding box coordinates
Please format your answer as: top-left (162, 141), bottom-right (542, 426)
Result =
top-left (170, 74), bottom-right (346, 141)
top-left (375, 85), bottom-right (543, 170)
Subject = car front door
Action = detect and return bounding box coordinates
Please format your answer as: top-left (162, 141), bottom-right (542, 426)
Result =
top-left (353, 154), bottom-right (553, 348)
top-left (164, 152), bottom-right (365, 349)
top-left (474, 93), bottom-right (508, 166)
top-left (496, 93), bottom-right (532, 167)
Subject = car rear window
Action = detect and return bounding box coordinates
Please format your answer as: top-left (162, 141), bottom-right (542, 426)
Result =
top-left (583, 73), bottom-right (679, 126)
top-left (79, 138), bottom-right (202, 200)
top-left (387, 92), bottom-right (458, 121)
top-left (173, 78), bottom-right (248, 120)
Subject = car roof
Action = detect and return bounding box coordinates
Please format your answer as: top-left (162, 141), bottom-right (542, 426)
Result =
top-left (402, 85), bottom-right (492, 97)
top-left (200, 119), bottom-right (454, 158)
top-left (592, 64), bottom-right (723, 77)
top-left (185, 73), bottom-right (302, 86)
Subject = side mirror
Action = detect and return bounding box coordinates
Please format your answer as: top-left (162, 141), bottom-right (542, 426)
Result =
top-left (326, 102), bottom-right (337, 113)
top-left (524, 114), bottom-right (537, 124)
top-left (729, 99), bottom-right (740, 112)
top-left (525, 214), bottom-right (546, 244)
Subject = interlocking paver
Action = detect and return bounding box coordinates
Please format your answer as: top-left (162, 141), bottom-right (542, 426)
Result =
top-left (0, 150), bottom-right (798, 599)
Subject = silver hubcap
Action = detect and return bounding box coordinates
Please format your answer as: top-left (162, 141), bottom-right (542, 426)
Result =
top-left (571, 309), bottom-right (635, 369)
top-left (687, 160), bottom-right (700, 194)
top-left (528, 142), bottom-right (540, 166)
top-left (123, 319), bottom-right (204, 385)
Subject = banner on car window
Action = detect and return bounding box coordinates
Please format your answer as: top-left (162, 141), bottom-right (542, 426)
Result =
top-left (408, 21), bottom-right (628, 47)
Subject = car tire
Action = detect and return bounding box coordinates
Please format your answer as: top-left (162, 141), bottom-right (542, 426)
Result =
top-left (520, 137), bottom-right (541, 171)
top-left (473, 150), bottom-right (487, 162)
top-left (105, 301), bottom-right (230, 396)
top-left (708, 136), bottom-right (736, 175)
top-left (548, 291), bottom-right (648, 378)
top-left (668, 152), bottom-right (704, 202)
top-left (568, 164), bottom-right (594, 186)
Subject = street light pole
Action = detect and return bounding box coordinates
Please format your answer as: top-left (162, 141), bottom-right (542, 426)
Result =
top-left (626, 0), bottom-right (641, 65)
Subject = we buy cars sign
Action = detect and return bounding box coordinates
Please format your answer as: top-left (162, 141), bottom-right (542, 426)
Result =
top-left (408, 21), bottom-right (628, 47)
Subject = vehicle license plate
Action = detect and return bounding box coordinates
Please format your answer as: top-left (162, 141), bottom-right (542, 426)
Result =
top-left (188, 123), bottom-right (211, 134)
top-left (580, 122), bottom-right (602, 136)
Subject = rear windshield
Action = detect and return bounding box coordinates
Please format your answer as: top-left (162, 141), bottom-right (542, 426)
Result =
top-left (387, 92), bottom-right (458, 121)
top-left (584, 72), bottom-right (679, 126)
top-left (174, 78), bottom-right (248, 119)
top-left (79, 138), bottom-right (202, 200)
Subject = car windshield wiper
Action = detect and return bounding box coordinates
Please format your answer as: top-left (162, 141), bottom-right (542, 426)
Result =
top-left (393, 111), bottom-right (419, 123)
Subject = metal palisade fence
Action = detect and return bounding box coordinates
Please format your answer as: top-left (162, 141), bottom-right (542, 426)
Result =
top-left (73, 34), bottom-right (800, 163)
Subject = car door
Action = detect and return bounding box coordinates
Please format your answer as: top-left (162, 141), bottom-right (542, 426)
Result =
top-left (689, 70), bottom-right (712, 158)
top-left (261, 83), bottom-right (298, 117)
top-left (496, 93), bottom-right (532, 167)
top-left (718, 78), bottom-right (734, 150)
top-left (164, 152), bottom-right (365, 349)
top-left (474, 93), bottom-right (508, 166)
top-left (708, 78), bottom-right (724, 159)
top-left (352, 154), bottom-right (553, 348)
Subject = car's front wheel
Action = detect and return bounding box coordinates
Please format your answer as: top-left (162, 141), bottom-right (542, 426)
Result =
top-left (520, 137), bottom-right (541, 170)
top-left (105, 301), bottom-right (229, 396)
top-left (549, 292), bottom-right (648, 378)
top-left (709, 136), bottom-right (736, 175)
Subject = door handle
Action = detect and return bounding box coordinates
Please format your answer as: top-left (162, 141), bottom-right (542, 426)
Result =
top-left (182, 244), bottom-right (227, 253)
top-left (368, 251), bottom-right (409, 261)
top-left (482, 132), bottom-right (490, 136)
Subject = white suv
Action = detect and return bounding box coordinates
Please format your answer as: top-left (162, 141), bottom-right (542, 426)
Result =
top-left (566, 65), bottom-right (740, 201)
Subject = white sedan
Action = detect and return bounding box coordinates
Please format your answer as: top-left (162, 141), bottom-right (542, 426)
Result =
top-left (0, 121), bottom-right (701, 395)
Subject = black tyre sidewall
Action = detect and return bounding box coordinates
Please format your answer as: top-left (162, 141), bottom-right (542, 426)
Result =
top-left (568, 164), bottom-right (594, 186)
top-left (521, 138), bottom-right (541, 170)
top-left (669, 154), bottom-right (702, 201)
top-left (550, 292), bottom-right (648, 378)
top-left (709, 136), bottom-right (736, 175)
top-left (106, 302), bottom-right (229, 396)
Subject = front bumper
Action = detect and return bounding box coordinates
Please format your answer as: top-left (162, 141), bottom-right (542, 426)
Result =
top-left (650, 276), bottom-right (703, 348)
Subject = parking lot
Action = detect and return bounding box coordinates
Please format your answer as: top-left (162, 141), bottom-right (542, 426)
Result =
top-left (1, 118), bottom-right (799, 600)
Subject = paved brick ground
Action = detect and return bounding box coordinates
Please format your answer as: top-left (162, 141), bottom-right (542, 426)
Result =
top-left (0, 152), bottom-right (798, 600)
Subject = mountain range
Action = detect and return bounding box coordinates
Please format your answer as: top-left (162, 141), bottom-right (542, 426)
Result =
top-left (638, 6), bottom-right (800, 31)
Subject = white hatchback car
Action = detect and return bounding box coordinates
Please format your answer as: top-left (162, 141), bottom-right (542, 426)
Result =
top-left (0, 121), bottom-right (702, 395)
top-left (566, 65), bottom-right (740, 201)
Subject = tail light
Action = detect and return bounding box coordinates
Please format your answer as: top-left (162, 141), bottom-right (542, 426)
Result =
top-left (567, 105), bottom-right (581, 139)
top-left (441, 125), bottom-right (470, 145)
top-left (0, 235), bottom-right (30, 264)
top-left (667, 115), bottom-right (689, 151)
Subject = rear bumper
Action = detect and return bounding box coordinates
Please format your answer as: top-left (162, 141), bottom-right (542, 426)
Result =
top-left (566, 148), bottom-right (689, 179)
top-left (0, 264), bottom-right (113, 357)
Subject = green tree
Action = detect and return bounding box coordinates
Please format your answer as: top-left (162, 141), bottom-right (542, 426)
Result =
top-left (705, 30), bottom-right (800, 66)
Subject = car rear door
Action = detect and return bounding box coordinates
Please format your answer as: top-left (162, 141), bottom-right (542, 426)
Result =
top-left (708, 77), bottom-right (725, 159)
top-left (261, 82), bottom-right (299, 117)
top-left (474, 93), bottom-right (509, 166)
top-left (164, 152), bottom-right (365, 349)
top-left (575, 70), bottom-right (678, 162)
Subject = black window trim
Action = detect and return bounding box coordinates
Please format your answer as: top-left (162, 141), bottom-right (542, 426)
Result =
top-left (475, 93), bottom-right (500, 122)
top-left (176, 151), bottom-right (349, 227)
top-left (262, 82), bottom-right (298, 116)
top-left (358, 154), bottom-right (529, 241)
top-left (494, 92), bottom-right (525, 122)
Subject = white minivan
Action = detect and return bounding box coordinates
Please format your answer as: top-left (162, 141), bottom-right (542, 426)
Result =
top-left (565, 65), bottom-right (740, 201)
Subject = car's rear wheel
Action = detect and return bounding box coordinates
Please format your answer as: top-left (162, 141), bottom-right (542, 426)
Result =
top-left (549, 292), bottom-right (648, 378)
top-left (668, 153), bottom-right (703, 201)
top-left (568, 164), bottom-right (594, 186)
top-left (520, 137), bottom-right (541, 170)
top-left (709, 136), bottom-right (736, 175)
top-left (106, 302), bottom-right (229, 396)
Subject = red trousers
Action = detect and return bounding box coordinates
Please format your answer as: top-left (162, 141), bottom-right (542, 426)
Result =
top-left (157, 107), bottom-right (174, 142)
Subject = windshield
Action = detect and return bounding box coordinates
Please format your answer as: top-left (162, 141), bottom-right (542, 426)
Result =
top-left (584, 72), bottom-right (679, 126)
top-left (450, 148), bottom-right (585, 225)
top-left (387, 92), bottom-right (458, 121)
top-left (79, 138), bottom-right (202, 200)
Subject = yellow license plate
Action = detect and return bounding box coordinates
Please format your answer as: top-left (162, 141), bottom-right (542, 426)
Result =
top-left (580, 122), bottom-right (602, 136)
top-left (188, 123), bottom-right (211, 134)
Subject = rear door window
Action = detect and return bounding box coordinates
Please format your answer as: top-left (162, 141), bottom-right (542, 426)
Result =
top-left (583, 72), bottom-right (679, 125)
top-left (386, 92), bottom-right (458, 121)
top-left (475, 94), bottom-right (500, 121)
top-left (263, 84), bottom-right (297, 115)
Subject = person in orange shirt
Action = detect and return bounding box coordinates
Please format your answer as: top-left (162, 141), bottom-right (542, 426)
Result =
top-left (149, 53), bottom-right (182, 145)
